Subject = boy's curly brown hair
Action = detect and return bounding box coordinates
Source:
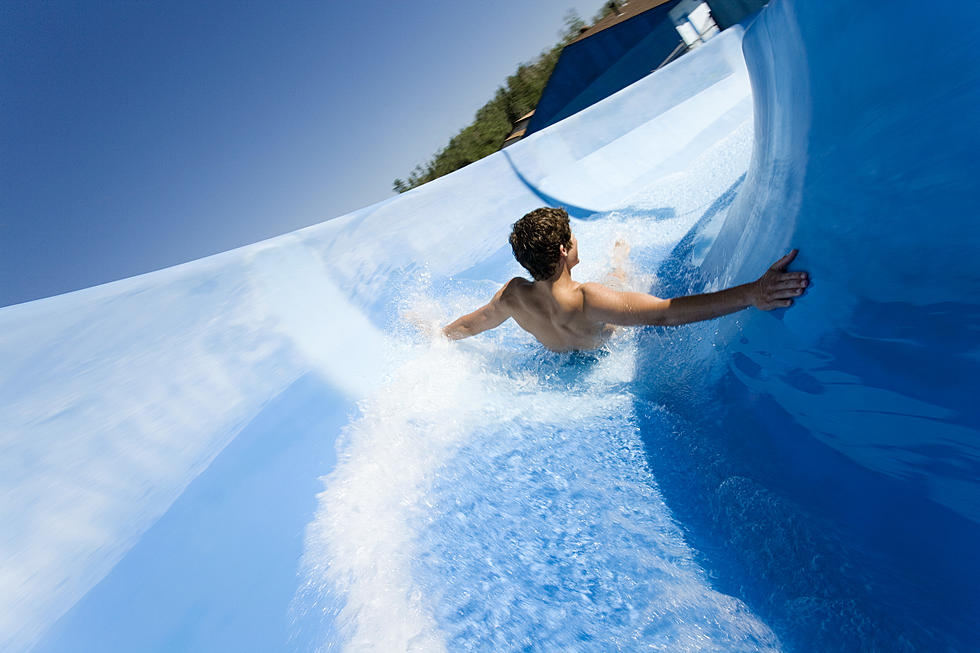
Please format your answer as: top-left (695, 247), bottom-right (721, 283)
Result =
top-left (509, 207), bottom-right (572, 281)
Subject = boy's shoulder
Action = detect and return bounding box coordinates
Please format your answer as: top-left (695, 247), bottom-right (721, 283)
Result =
top-left (501, 276), bottom-right (533, 296)
top-left (488, 277), bottom-right (531, 309)
top-left (579, 281), bottom-right (613, 300)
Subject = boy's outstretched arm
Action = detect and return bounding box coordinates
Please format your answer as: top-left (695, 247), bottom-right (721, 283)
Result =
top-left (442, 279), bottom-right (517, 340)
top-left (583, 250), bottom-right (808, 327)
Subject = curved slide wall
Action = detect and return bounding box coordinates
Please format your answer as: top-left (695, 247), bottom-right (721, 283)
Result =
top-left (635, 0), bottom-right (980, 650)
top-left (1, 1), bottom-right (977, 651)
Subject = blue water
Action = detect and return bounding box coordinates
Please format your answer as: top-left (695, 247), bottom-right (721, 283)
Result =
top-left (2, 0), bottom-right (979, 651)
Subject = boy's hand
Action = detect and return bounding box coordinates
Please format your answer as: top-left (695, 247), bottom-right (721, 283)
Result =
top-left (750, 249), bottom-right (809, 310)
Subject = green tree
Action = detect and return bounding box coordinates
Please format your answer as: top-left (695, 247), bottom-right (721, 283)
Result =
top-left (392, 7), bottom-right (595, 194)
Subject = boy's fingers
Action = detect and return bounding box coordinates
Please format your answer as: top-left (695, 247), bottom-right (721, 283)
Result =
top-left (772, 290), bottom-right (801, 300)
top-left (770, 288), bottom-right (799, 299)
top-left (774, 279), bottom-right (807, 290)
top-left (771, 249), bottom-right (799, 271)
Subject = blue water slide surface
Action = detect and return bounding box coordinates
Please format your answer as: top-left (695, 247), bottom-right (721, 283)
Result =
top-left (1, 1), bottom-right (977, 651)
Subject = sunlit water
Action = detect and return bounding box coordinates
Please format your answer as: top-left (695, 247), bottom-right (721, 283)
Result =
top-left (289, 121), bottom-right (778, 651)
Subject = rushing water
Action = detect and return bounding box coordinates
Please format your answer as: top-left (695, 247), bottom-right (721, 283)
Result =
top-left (290, 122), bottom-right (777, 651)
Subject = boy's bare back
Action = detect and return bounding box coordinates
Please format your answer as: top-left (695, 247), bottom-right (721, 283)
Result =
top-left (439, 208), bottom-right (809, 352)
top-left (495, 277), bottom-right (614, 352)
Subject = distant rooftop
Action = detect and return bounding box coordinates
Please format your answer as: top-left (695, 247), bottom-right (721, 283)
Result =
top-left (571, 0), bottom-right (676, 44)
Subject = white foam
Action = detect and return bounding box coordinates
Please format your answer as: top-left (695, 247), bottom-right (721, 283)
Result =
top-left (296, 243), bottom-right (779, 650)
top-left (295, 341), bottom-right (477, 652)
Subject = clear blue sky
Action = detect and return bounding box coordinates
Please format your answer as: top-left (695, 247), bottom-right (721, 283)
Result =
top-left (1, 0), bottom-right (603, 307)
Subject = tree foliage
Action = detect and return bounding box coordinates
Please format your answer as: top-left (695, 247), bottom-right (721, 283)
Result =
top-left (393, 9), bottom-right (599, 194)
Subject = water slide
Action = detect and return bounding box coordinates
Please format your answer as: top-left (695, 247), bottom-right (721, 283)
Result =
top-left (2, 0), bottom-right (978, 650)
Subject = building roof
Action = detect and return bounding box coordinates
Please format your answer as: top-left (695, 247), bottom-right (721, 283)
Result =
top-left (570, 0), bottom-right (676, 44)
top-left (502, 111), bottom-right (535, 147)
top-left (502, 128), bottom-right (527, 146)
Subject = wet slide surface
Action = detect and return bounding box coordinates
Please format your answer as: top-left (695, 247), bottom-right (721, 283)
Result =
top-left (2, 1), bottom-right (979, 651)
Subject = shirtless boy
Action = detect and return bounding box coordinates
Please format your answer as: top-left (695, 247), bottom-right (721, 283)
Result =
top-left (442, 207), bottom-right (809, 352)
